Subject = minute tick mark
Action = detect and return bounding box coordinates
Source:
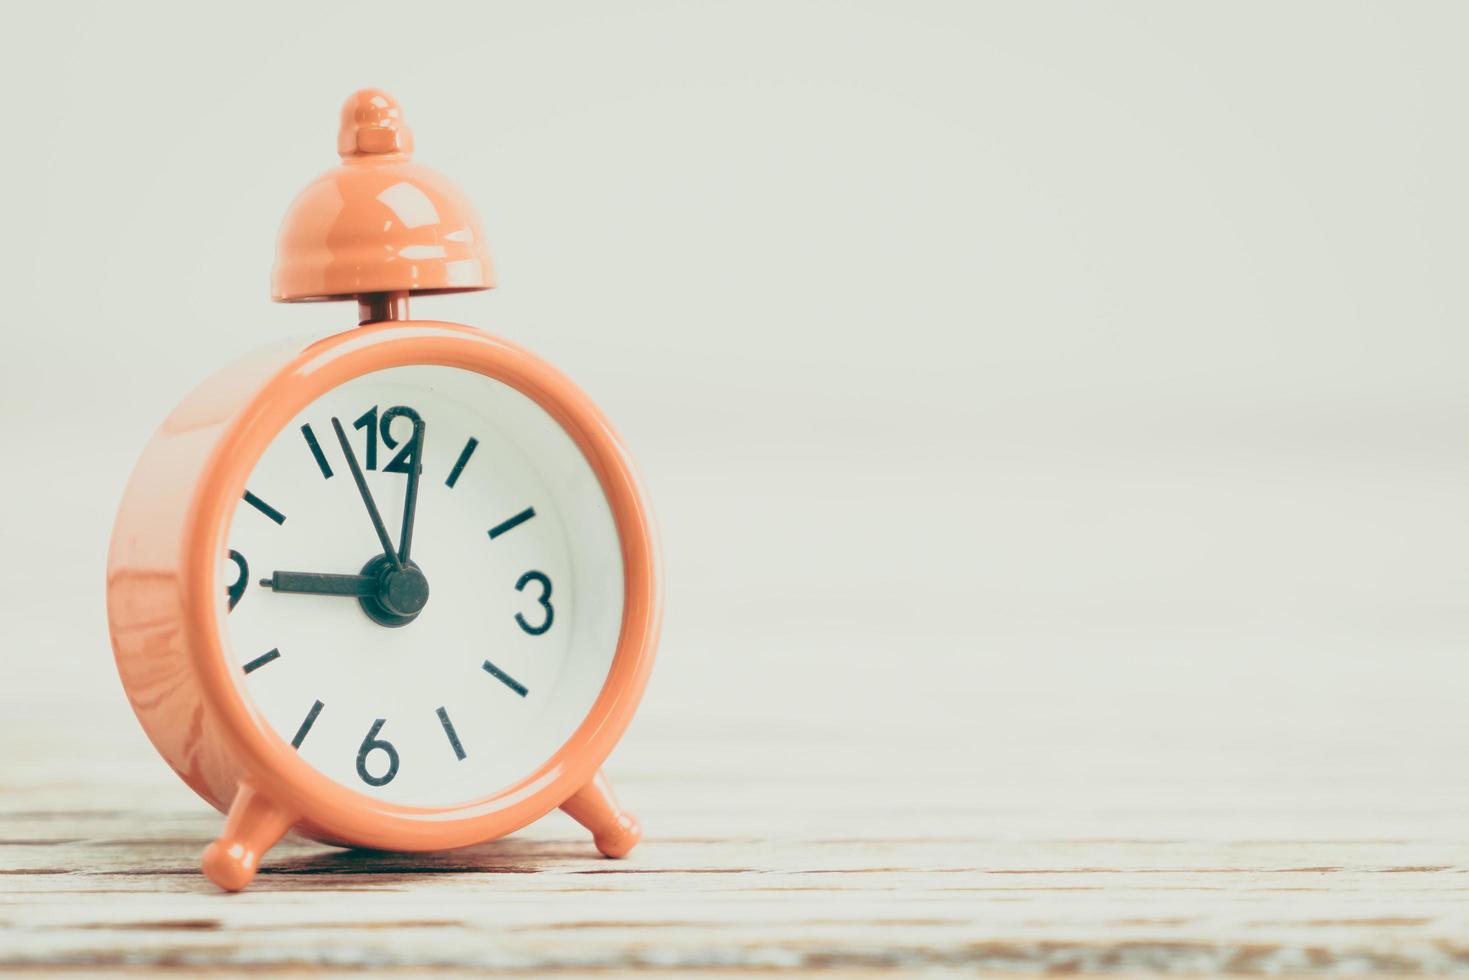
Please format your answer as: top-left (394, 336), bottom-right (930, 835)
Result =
top-left (488, 507), bottom-right (535, 540)
top-left (291, 699), bottom-right (324, 749)
top-left (243, 648), bottom-right (281, 674)
top-left (436, 706), bottom-right (467, 760)
top-left (301, 423), bottom-right (333, 479)
top-left (482, 660), bottom-right (529, 697)
top-left (445, 437), bottom-right (478, 488)
top-left (243, 490), bottom-right (286, 525)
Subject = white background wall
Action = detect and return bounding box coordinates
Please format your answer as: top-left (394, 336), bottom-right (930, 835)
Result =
top-left (2, 1), bottom-right (1466, 818)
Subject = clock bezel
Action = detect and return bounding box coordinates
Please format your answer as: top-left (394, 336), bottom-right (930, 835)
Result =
top-left (179, 321), bottom-right (659, 850)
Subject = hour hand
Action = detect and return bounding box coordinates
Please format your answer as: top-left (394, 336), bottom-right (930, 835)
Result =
top-left (259, 571), bottom-right (377, 597)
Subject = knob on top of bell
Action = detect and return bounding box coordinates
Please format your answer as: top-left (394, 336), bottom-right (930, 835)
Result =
top-left (338, 88), bottom-right (415, 159)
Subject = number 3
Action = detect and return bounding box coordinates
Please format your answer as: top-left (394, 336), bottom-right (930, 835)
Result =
top-left (514, 571), bottom-right (554, 636)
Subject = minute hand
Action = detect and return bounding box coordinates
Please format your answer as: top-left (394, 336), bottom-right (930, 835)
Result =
top-left (331, 415), bottom-right (402, 569)
top-left (259, 571), bottom-right (377, 596)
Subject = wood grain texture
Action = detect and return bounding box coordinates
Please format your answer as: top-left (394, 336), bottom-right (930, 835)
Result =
top-left (4, 689), bottom-right (1469, 975)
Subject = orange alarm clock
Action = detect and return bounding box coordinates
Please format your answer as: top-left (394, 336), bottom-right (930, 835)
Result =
top-left (105, 89), bottom-right (660, 891)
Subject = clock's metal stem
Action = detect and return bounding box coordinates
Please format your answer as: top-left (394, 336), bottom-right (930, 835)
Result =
top-left (358, 291), bottom-right (409, 325)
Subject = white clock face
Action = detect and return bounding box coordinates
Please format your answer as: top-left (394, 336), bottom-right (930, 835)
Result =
top-left (222, 364), bottom-right (624, 808)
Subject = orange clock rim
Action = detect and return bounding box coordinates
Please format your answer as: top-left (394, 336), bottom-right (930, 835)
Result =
top-left (180, 321), bottom-right (660, 850)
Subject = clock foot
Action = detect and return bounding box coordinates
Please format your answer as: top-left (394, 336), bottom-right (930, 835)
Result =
top-left (201, 783), bottom-right (296, 892)
top-left (560, 769), bottom-right (641, 858)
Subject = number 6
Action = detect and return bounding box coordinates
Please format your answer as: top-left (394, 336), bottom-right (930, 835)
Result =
top-left (356, 719), bottom-right (400, 787)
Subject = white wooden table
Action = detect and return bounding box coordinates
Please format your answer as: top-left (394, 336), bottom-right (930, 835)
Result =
top-left (5, 680), bottom-right (1469, 974)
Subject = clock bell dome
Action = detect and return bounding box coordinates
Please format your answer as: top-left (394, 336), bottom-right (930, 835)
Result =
top-left (271, 88), bottom-right (496, 305)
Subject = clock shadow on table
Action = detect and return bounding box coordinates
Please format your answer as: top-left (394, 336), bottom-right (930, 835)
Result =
top-left (258, 837), bottom-right (607, 883)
